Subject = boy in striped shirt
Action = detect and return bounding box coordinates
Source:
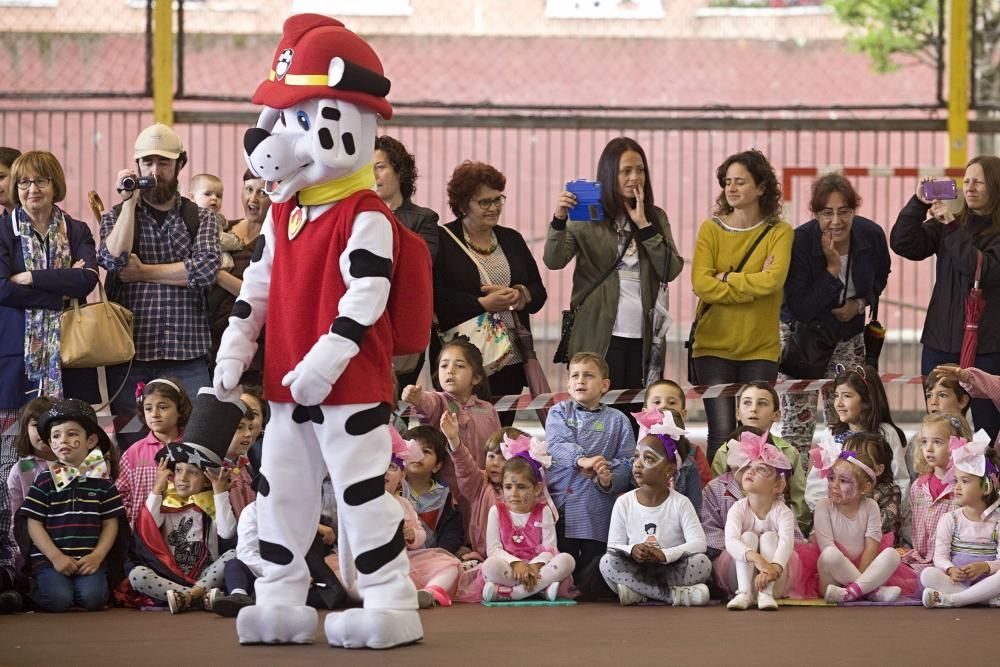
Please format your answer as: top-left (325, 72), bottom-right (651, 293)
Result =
top-left (19, 399), bottom-right (123, 612)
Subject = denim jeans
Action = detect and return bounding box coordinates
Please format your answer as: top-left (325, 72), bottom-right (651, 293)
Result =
top-left (33, 565), bottom-right (108, 612)
top-left (921, 346), bottom-right (1000, 445)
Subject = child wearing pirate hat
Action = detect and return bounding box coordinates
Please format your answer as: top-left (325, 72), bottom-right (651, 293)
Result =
top-left (125, 389), bottom-right (246, 613)
top-left (18, 399), bottom-right (124, 612)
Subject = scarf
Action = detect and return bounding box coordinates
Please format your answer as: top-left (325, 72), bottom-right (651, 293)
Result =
top-left (50, 448), bottom-right (109, 492)
top-left (297, 163), bottom-right (376, 205)
top-left (18, 205), bottom-right (72, 397)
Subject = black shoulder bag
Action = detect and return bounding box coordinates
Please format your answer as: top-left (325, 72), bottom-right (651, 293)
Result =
top-left (552, 228), bottom-right (633, 365)
top-left (685, 220), bottom-right (775, 384)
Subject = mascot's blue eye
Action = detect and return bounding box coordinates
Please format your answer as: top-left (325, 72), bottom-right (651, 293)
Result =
top-left (296, 111), bottom-right (310, 131)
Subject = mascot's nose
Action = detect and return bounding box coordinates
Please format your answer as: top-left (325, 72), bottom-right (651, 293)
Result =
top-left (244, 127), bottom-right (271, 156)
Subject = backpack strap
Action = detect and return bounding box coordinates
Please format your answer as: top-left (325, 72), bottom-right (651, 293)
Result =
top-left (110, 196), bottom-right (202, 255)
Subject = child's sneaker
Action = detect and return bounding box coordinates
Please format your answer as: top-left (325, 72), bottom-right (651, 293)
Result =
top-left (616, 583), bottom-right (646, 606)
top-left (922, 588), bottom-right (953, 608)
top-left (203, 588), bottom-right (222, 611)
top-left (0, 590), bottom-right (22, 614)
top-left (867, 586), bottom-right (900, 603)
top-left (167, 589), bottom-right (191, 614)
top-left (989, 595), bottom-right (1000, 608)
top-left (212, 592), bottom-right (254, 618)
top-left (482, 582), bottom-right (513, 602)
top-left (726, 591), bottom-right (753, 610)
top-left (670, 584), bottom-right (709, 607)
top-left (544, 582), bottom-right (560, 602)
top-left (756, 590), bottom-right (778, 610)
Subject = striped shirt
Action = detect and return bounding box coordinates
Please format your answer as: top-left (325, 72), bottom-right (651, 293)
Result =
top-left (98, 197), bottom-right (221, 361)
top-left (19, 471), bottom-right (124, 571)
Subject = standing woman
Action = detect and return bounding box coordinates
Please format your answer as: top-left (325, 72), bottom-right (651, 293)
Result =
top-left (375, 135), bottom-right (440, 389)
top-left (891, 156), bottom-right (1000, 443)
top-left (434, 161), bottom-right (546, 426)
top-left (544, 137), bottom-right (683, 393)
top-left (690, 150), bottom-right (792, 462)
top-left (779, 174), bottom-right (891, 460)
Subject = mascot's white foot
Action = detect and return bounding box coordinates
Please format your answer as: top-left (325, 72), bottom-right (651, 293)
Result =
top-left (236, 604), bottom-right (318, 645)
top-left (325, 608), bottom-right (423, 649)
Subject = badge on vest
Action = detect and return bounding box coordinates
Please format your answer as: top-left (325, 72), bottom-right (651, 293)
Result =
top-left (594, 421), bottom-right (605, 432)
top-left (288, 206), bottom-right (306, 240)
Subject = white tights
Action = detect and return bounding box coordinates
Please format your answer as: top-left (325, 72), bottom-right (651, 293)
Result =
top-left (481, 553), bottom-right (575, 600)
top-left (818, 545), bottom-right (899, 598)
top-left (920, 567), bottom-right (1000, 606)
top-left (732, 532), bottom-right (788, 598)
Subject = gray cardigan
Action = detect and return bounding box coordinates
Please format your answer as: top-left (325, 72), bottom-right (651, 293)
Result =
top-left (543, 206), bottom-right (683, 367)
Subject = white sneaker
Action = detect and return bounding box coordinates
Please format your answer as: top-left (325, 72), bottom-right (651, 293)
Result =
top-left (922, 588), bottom-right (953, 608)
top-left (544, 582), bottom-right (559, 602)
top-left (670, 584), bottom-right (709, 607)
top-left (726, 591), bottom-right (753, 610)
top-left (867, 586), bottom-right (900, 603)
top-left (757, 590), bottom-right (778, 611)
top-left (989, 595), bottom-right (1000, 608)
top-left (616, 583), bottom-right (647, 606)
top-left (824, 585), bottom-right (848, 603)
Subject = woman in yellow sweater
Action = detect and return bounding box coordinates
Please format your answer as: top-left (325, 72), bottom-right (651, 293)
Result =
top-left (690, 150), bottom-right (793, 461)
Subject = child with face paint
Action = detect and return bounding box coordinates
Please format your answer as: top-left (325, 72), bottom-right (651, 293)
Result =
top-left (723, 432), bottom-right (798, 610)
top-left (633, 406), bottom-right (702, 517)
top-left (849, 432), bottom-right (903, 545)
top-left (386, 429), bottom-right (464, 609)
top-left (643, 380), bottom-right (712, 486)
top-left (921, 431), bottom-right (1000, 608)
top-left (600, 412), bottom-right (711, 606)
top-left (805, 442), bottom-right (917, 602)
top-left (901, 413), bottom-right (971, 575)
top-left (475, 435), bottom-right (575, 601)
top-left (399, 426), bottom-right (465, 556)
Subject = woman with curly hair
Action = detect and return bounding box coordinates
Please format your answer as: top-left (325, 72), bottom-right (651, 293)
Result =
top-left (690, 150), bottom-right (793, 461)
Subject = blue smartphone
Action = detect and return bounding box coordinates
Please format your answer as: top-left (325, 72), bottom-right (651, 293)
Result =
top-left (566, 180), bottom-right (602, 222)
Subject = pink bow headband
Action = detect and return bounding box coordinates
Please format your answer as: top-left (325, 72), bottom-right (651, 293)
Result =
top-left (950, 430), bottom-right (997, 481)
top-left (632, 407), bottom-right (687, 468)
top-left (501, 434), bottom-right (552, 479)
top-left (135, 378), bottom-right (181, 401)
top-left (389, 428), bottom-right (423, 469)
top-left (726, 430), bottom-right (792, 475)
top-left (810, 437), bottom-right (877, 482)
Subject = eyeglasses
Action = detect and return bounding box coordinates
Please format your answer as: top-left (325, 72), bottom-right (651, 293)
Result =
top-left (817, 208), bottom-right (854, 222)
top-left (16, 177), bottom-right (52, 190)
top-left (475, 194), bottom-right (506, 210)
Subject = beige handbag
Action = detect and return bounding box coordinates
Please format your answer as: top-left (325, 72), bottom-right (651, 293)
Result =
top-left (60, 282), bottom-right (135, 368)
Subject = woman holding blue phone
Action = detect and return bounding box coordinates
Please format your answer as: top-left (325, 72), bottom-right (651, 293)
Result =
top-left (544, 137), bottom-right (683, 392)
top-left (891, 156), bottom-right (1000, 443)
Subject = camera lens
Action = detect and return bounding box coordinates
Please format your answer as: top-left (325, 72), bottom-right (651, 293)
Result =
top-left (120, 176), bottom-right (137, 191)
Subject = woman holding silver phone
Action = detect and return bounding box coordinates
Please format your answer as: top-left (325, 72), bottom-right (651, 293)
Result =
top-left (890, 155), bottom-right (1000, 442)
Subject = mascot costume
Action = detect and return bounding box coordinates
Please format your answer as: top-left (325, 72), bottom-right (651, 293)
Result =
top-left (213, 14), bottom-right (433, 648)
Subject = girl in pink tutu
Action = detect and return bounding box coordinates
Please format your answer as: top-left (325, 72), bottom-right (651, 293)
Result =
top-left (476, 434), bottom-right (575, 602)
top-left (921, 431), bottom-right (1000, 608)
top-left (805, 441), bottom-right (917, 602)
top-left (387, 429), bottom-right (464, 608)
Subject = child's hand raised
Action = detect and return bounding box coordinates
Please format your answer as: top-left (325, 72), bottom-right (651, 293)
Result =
top-left (401, 384), bottom-right (423, 406)
top-left (440, 411), bottom-right (460, 447)
top-left (152, 458), bottom-right (171, 496)
top-left (206, 466), bottom-right (232, 494)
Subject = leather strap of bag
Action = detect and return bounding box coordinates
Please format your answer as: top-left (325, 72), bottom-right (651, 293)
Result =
top-left (440, 224), bottom-right (495, 285)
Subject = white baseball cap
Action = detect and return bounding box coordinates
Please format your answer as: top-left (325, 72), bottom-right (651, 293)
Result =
top-left (134, 123), bottom-right (184, 160)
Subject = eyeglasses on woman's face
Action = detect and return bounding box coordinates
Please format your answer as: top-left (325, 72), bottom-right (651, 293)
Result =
top-left (817, 207), bottom-right (854, 223)
top-left (474, 194), bottom-right (506, 210)
top-left (16, 177), bottom-right (52, 190)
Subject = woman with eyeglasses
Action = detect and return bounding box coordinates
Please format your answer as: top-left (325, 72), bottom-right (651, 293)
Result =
top-left (434, 161), bottom-right (547, 425)
top-left (779, 174), bottom-right (891, 461)
top-left (0, 150), bottom-right (99, 418)
top-left (544, 137), bottom-right (683, 394)
top-left (892, 156), bottom-right (1000, 444)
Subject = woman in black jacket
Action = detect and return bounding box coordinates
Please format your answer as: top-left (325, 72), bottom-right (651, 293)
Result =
top-left (780, 174), bottom-right (890, 459)
top-left (891, 156), bottom-right (1000, 443)
top-left (434, 161), bottom-right (546, 426)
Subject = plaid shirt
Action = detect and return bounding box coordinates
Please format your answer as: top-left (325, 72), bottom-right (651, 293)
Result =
top-left (226, 457), bottom-right (255, 521)
top-left (115, 432), bottom-right (166, 527)
top-left (98, 198), bottom-right (220, 361)
top-left (901, 474), bottom-right (955, 572)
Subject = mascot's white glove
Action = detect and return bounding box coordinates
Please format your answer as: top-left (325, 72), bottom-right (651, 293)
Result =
top-left (281, 362), bottom-right (334, 407)
top-left (214, 358), bottom-right (246, 403)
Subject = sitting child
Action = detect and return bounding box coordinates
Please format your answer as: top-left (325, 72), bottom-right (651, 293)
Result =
top-left (643, 379), bottom-right (711, 486)
top-left (921, 431), bottom-right (1000, 608)
top-left (849, 432), bottom-right (903, 545)
top-left (600, 421), bottom-right (711, 606)
top-left (7, 398), bottom-right (55, 539)
top-left (223, 388), bottom-right (265, 520)
top-left (633, 406), bottom-right (702, 516)
top-left (19, 400), bottom-right (123, 612)
top-left (907, 367), bottom-right (972, 481)
top-left (722, 432), bottom-right (798, 611)
top-left (934, 364), bottom-right (1000, 448)
top-left (400, 426), bottom-right (465, 555)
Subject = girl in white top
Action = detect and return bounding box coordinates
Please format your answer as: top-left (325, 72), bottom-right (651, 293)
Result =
top-left (724, 431), bottom-right (797, 611)
top-left (921, 431), bottom-right (1000, 608)
top-left (809, 443), bottom-right (913, 602)
top-left (600, 412), bottom-right (711, 606)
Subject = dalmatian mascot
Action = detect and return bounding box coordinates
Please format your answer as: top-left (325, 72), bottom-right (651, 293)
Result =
top-left (214, 14), bottom-right (432, 648)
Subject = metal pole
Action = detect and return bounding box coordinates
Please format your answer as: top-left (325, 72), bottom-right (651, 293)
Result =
top-left (948, 0), bottom-right (970, 167)
top-left (152, 0), bottom-right (174, 125)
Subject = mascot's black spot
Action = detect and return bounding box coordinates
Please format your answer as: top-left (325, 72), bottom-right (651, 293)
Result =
top-left (231, 300), bottom-right (252, 319)
top-left (318, 128), bottom-right (334, 150)
top-left (348, 249), bottom-right (391, 280)
top-left (244, 127), bottom-right (270, 155)
top-left (292, 404), bottom-right (325, 425)
top-left (345, 404), bottom-right (391, 436)
top-left (341, 132), bottom-right (356, 155)
top-left (343, 475), bottom-right (384, 507)
top-left (330, 317), bottom-right (368, 347)
top-left (251, 235), bottom-right (265, 262)
top-left (255, 472), bottom-right (270, 497)
top-left (321, 107), bottom-right (341, 121)
top-left (355, 521), bottom-right (405, 575)
top-left (260, 540), bottom-right (293, 566)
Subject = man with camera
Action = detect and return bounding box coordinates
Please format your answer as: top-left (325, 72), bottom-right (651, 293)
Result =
top-left (98, 123), bottom-right (221, 422)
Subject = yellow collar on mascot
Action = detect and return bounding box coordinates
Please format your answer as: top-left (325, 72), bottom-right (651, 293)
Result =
top-left (298, 163), bottom-right (376, 206)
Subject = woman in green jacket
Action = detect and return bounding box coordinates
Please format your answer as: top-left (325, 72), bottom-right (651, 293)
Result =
top-left (544, 137), bottom-right (683, 392)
